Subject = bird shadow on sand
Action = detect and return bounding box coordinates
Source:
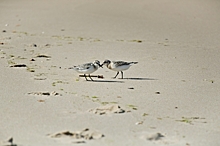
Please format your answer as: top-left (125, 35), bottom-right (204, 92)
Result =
top-left (120, 77), bottom-right (157, 81)
top-left (93, 80), bottom-right (125, 83)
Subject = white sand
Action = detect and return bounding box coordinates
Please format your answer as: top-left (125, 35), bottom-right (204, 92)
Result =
top-left (0, 0), bottom-right (220, 145)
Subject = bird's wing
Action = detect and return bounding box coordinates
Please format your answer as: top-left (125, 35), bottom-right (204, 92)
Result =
top-left (79, 63), bottom-right (93, 69)
top-left (114, 61), bottom-right (130, 67)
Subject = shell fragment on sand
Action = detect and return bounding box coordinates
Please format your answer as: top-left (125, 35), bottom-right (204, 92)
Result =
top-left (88, 104), bottom-right (126, 115)
top-left (48, 128), bottom-right (104, 144)
top-left (0, 137), bottom-right (17, 146)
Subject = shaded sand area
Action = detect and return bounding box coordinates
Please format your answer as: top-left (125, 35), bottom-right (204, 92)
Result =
top-left (1, 0), bottom-right (220, 145)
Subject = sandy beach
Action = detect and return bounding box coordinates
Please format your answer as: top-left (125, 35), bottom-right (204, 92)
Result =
top-left (1, 0), bottom-right (220, 145)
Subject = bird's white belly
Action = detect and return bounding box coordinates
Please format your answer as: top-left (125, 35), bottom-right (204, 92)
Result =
top-left (111, 64), bottom-right (131, 71)
top-left (75, 66), bottom-right (97, 74)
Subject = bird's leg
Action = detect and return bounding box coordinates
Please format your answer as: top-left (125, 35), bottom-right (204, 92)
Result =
top-left (84, 74), bottom-right (89, 81)
top-left (89, 74), bottom-right (94, 81)
top-left (113, 72), bottom-right (119, 78)
top-left (121, 71), bottom-right (123, 79)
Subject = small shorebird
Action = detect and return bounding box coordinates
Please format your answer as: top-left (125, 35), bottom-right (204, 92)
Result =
top-left (70, 60), bottom-right (102, 81)
top-left (101, 59), bottom-right (138, 79)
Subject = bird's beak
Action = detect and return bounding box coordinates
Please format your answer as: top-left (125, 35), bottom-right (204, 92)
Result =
top-left (99, 64), bottom-right (103, 68)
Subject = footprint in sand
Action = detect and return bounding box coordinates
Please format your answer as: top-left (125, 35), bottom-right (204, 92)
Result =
top-left (139, 132), bottom-right (186, 145)
top-left (48, 128), bottom-right (104, 144)
top-left (145, 133), bottom-right (165, 141)
top-left (88, 104), bottom-right (126, 115)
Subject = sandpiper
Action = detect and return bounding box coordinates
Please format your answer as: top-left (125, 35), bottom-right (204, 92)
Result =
top-left (101, 59), bottom-right (138, 79)
top-left (70, 60), bottom-right (102, 81)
